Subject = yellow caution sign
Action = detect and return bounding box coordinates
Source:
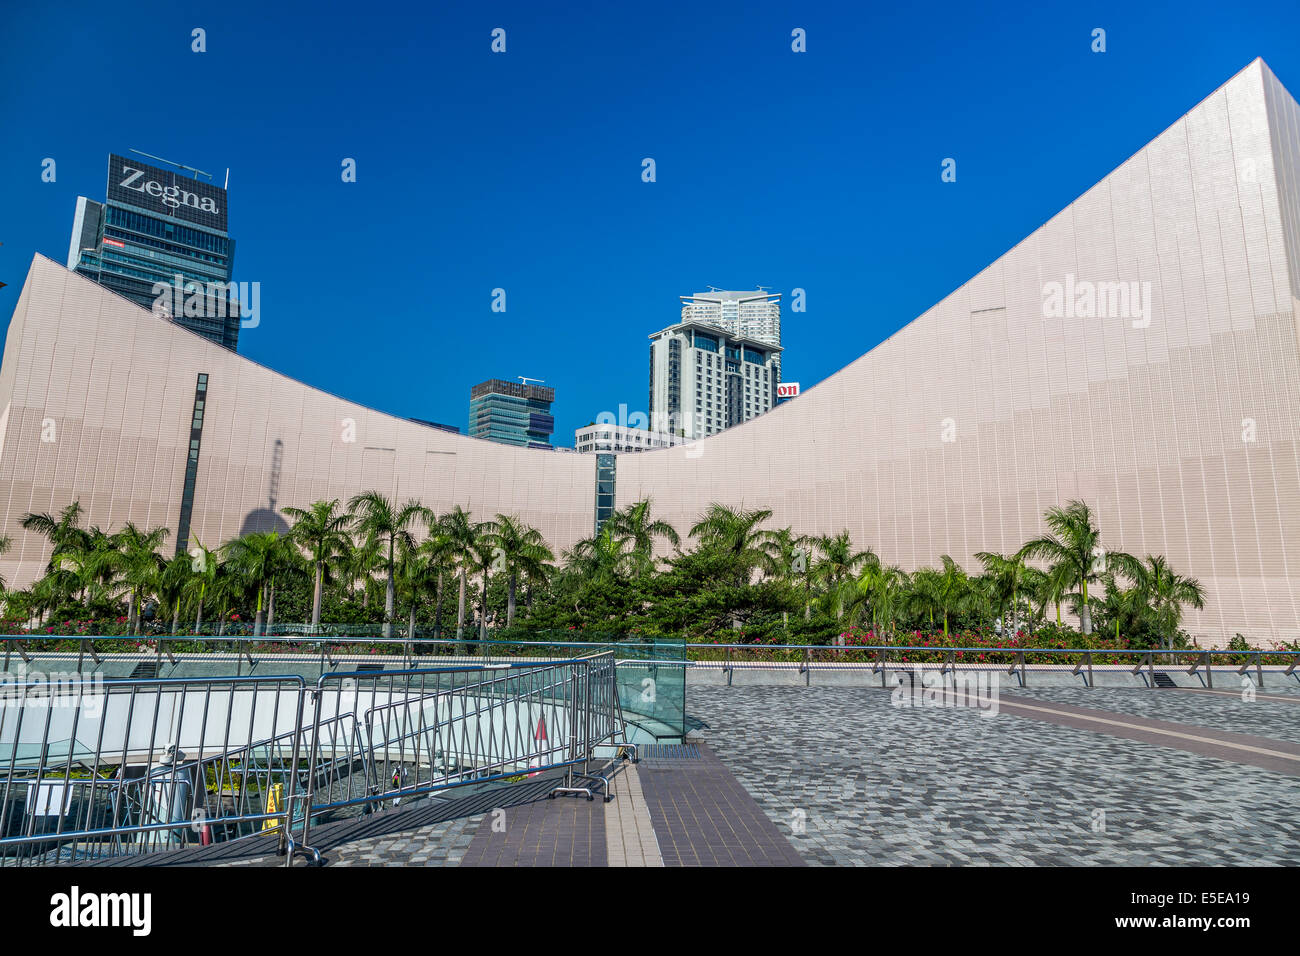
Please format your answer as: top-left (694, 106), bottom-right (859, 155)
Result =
top-left (262, 783), bottom-right (283, 831)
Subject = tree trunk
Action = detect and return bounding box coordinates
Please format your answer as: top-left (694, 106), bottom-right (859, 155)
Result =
top-left (408, 604), bottom-right (417, 642)
top-left (383, 540), bottom-right (395, 640)
top-left (479, 566), bottom-right (489, 645)
top-left (311, 564), bottom-right (323, 630)
top-left (456, 569), bottom-right (467, 640)
top-left (171, 604), bottom-right (180, 636)
top-left (434, 570), bottom-right (445, 638)
top-left (267, 580), bottom-right (276, 632)
top-left (507, 574), bottom-right (517, 627)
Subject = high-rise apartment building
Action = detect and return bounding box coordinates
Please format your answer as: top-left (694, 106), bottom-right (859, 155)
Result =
top-left (468, 379), bottom-right (556, 448)
top-left (68, 153), bottom-right (240, 350)
top-left (648, 322), bottom-right (781, 440)
top-left (680, 288), bottom-right (782, 378)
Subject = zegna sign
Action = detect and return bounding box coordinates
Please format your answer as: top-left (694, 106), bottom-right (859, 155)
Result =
top-left (106, 154), bottom-right (227, 231)
top-left (118, 166), bottom-right (219, 213)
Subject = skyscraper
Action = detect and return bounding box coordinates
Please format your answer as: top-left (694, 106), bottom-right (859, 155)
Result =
top-left (648, 321), bottom-right (781, 439)
top-left (68, 153), bottom-right (240, 350)
top-left (468, 379), bottom-right (556, 448)
top-left (680, 288), bottom-right (782, 378)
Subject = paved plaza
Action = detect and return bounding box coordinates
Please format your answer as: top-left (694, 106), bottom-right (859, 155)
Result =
top-left (119, 678), bottom-right (1300, 868)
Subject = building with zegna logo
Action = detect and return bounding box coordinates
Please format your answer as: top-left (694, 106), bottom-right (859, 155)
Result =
top-left (67, 153), bottom-right (240, 350)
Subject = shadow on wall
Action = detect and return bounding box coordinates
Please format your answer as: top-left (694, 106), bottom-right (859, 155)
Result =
top-left (238, 437), bottom-right (290, 536)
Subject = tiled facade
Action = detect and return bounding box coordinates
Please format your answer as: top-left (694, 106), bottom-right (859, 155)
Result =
top-left (620, 60), bottom-right (1300, 646)
top-left (2, 60), bottom-right (1300, 644)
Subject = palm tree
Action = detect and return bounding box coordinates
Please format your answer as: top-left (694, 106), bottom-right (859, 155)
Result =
top-left (566, 524), bottom-right (633, 580)
top-left (470, 520), bottom-right (503, 642)
top-left (934, 555), bottom-right (969, 638)
top-left (490, 515), bottom-right (554, 627)
top-left (1017, 500), bottom-right (1135, 635)
top-left (974, 551), bottom-right (1029, 637)
top-left (0, 535), bottom-right (11, 593)
top-left (20, 501), bottom-right (87, 557)
top-left (689, 504), bottom-right (774, 584)
top-left (1112, 554), bottom-right (1206, 650)
top-left (394, 538), bottom-right (438, 640)
top-left (758, 527), bottom-right (813, 627)
top-left (418, 516), bottom-right (456, 638)
top-left (225, 531), bottom-right (288, 637)
top-left (813, 531), bottom-right (876, 619)
top-left (606, 499), bottom-right (679, 574)
top-left (114, 523), bottom-right (169, 634)
top-left (845, 561), bottom-right (909, 638)
top-left (156, 553), bottom-right (193, 634)
top-left (50, 531), bottom-right (119, 607)
top-left (905, 567), bottom-right (944, 632)
top-left (21, 503), bottom-right (92, 608)
top-left (347, 492), bottom-right (428, 640)
top-left (284, 499), bottom-right (352, 631)
top-left (441, 506), bottom-right (486, 642)
top-left (184, 536), bottom-right (219, 633)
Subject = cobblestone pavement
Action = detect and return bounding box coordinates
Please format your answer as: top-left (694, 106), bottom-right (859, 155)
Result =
top-left (687, 684), bottom-right (1300, 866)
top-left (1008, 683), bottom-right (1300, 744)
top-left (326, 815), bottom-right (481, 867)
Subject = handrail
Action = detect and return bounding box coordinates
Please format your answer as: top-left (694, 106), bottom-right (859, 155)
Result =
top-left (0, 654), bottom-right (622, 867)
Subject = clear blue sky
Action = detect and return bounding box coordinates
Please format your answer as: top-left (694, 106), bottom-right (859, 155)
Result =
top-left (3, 0), bottom-right (1298, 442)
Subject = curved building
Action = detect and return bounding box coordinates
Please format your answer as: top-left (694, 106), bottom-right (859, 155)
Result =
top-left (4, 59), bottom-right (1300, 644)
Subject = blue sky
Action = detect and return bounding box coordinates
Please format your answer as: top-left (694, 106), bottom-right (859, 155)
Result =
top-left (3, 0), bottom-right (1299, 442)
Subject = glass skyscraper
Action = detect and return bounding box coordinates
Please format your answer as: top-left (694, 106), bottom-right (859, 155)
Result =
top-left (67, 153), bottom-right (240, 350)
top-left (468, 379), bottom-right (556, 448)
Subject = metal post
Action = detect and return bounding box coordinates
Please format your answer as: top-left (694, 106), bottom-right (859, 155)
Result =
top-left (280, 679), bottom-right (309, 862)
top-left (804, 647), bottom-right (811, 686)
top-left (1204, 650), bottom-right (1212, 689)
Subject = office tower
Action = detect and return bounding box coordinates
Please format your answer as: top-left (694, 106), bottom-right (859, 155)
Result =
top-left (648, 322), bottom-right (781, 440)
top-left (469, 379), bottom-right (556, 448)
top-left (68, 153), bottom-right (240, 350)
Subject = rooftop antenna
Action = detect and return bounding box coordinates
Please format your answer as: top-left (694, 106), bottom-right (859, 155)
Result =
top-left (224, 168), bottom-right (229, 190)
top-left (127, 148), bottom-right (213, 181)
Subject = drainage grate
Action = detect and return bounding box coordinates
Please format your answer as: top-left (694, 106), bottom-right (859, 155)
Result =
top-left (1151, 671), bottom-right (1177, 688)
top-left (355, 664), bottom-right (385, 672)
top-left (129, 660), bottom-right (159, 680)
top-left (640, 743), bottom-right (701, 760)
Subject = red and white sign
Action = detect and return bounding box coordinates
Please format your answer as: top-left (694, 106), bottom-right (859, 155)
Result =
top-left (103, 237), bottom-right (125, 248)
top-left (776, 382), bottom-right (800, 399)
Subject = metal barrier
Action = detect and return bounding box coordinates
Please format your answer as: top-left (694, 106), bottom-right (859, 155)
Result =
top-left (0, 673), bottom-right (307, 865)
top-left (0, 652), bottom-right (621, 867)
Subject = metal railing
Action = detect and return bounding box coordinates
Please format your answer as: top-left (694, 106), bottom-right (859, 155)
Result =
top-left (0, 652), bottom-right (622, 866)
top-left (678, 643), bottom-right (1300, 688)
